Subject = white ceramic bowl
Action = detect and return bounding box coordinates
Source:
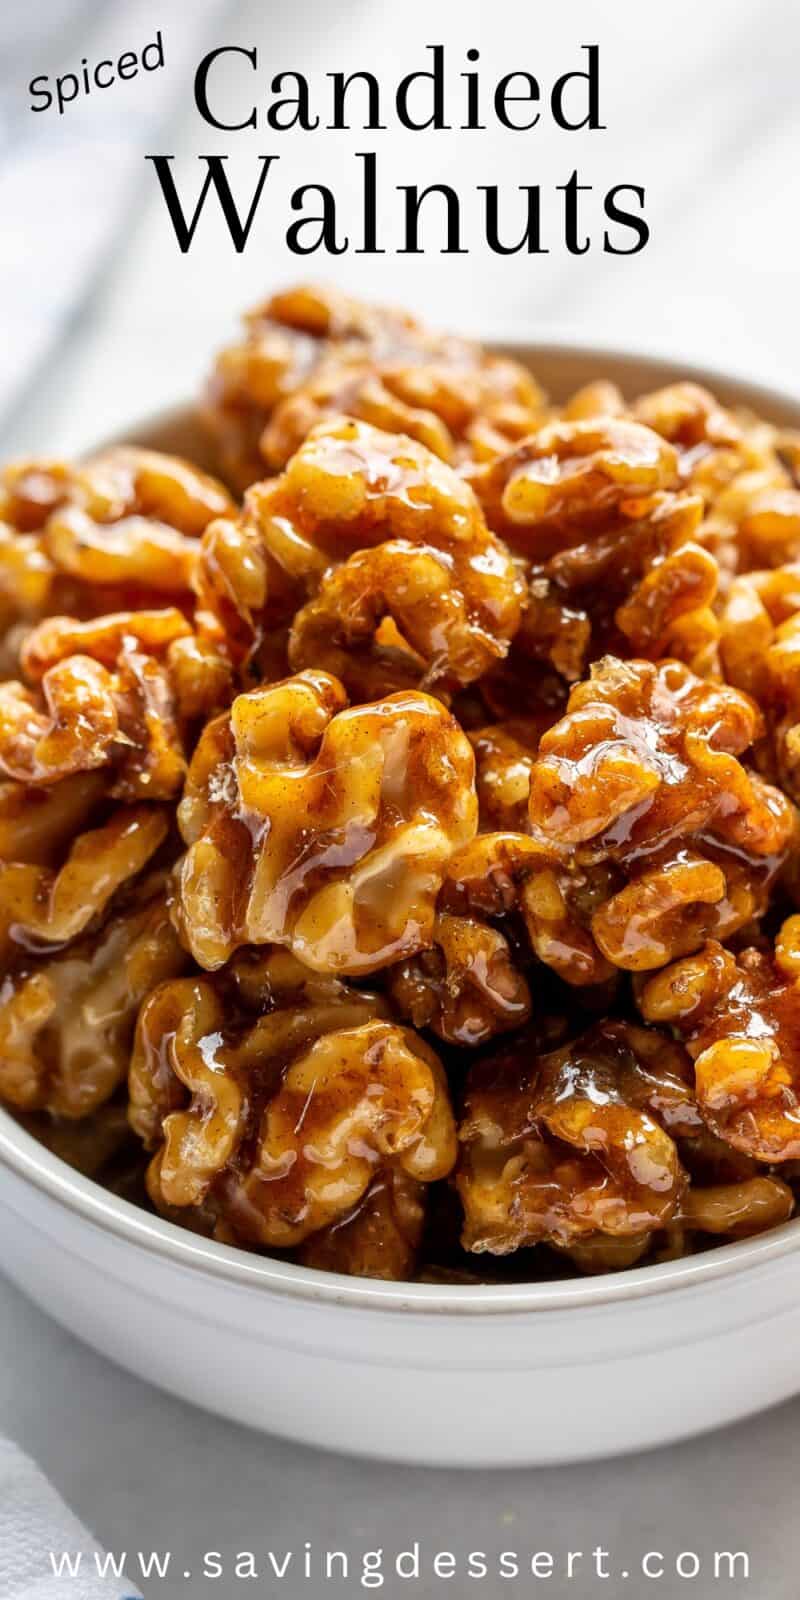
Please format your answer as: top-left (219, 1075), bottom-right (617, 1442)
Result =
top-left (2, 342), bottom-right (800, 1469)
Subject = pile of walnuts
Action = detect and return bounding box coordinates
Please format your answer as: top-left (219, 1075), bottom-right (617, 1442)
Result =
top-left (3, 285), bottom-right (800, 1283)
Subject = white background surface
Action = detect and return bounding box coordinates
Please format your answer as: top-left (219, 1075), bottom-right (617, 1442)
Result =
top-left (2, 2), bottom-right (800, 1595)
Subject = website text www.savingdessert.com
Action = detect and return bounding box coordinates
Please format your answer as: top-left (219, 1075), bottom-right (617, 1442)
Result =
top-left (47, 1540), bottom-right (752, 1588)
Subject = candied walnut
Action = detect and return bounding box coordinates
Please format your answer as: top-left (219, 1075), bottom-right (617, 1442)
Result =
top-left (20, 607), bottom-right (191, 678)
top-left (467, 418), bottom-right (680, 556)
top-left (702, 478), bottom-right (800, 584)
top-left (130, 977), bottom-right (245, 1202)
top-left (525, 656), bottom-right (794, 977)
top-left (441, 831), bottom-right (616, 989)
top-left (443, 651), bottom-right (793, 990)
top-left (456, 1019), bottom-right (695, 1254)
top-left (0, 459), bottom-right (73, 533)
top-left (0, 609), bottom-right (198, 798)
top-left (46, 447), bottom-right (232, 595)
top-left (388, 910), bottom-right (531, 1047)
top-left (67, 447), bottom-right (232, 537)
top-left (632, 382), bottom-right (742, 454)
top-left (629, 386), bottom-right (798, 580)
top-left (0, 527), bottom-right (53, 646)
top-left (46, 484), bottom-right (196, 597)
top-left (264, 348), bottom-right (544, 476)
top-left (0, 885), bottom-right (186, 1117)
top-left (0, 772), bottom-right (105, 866)
top-left (174, 670), bottom-right (477, 974)
top-left (197, 417), bottom-right (523, 695)
top-left (468, 417), bottom-right (720, 686)
top-left (225, 1021), bottom-right (456, 1248)
top-left (203, 283), bottom-right (544, 491)
top-left (0, 449), bottom-right (233, 641)
top-left (521, 859), bottom-right (622, 988)
top-left (164, 623), bottom-right (234, 724)
top-left (561, 381), bottom-right (625, 423)
top-left (632, 382), bottom-right (782, 484)
top-left (289, 538), bottom-right (513, 701)
top-left (680, 1176), bottom-right (793, 1238)
top-left (527, 655), bottom-right (778, 855)
top-left (0, 658), bottom-right (119, 786)
top-left (720, 564), bottom-right (800, 800)
top-left (0, 804), bottom-right (168, 965)
top-left (469, 717), bottom-right (546, 831)
top-left (297, 1170), bottom-right (426, 1280)
top-left (533, 495), bottom-right (717, 685)
top-left (26, 600), bottom-right (235, 733)
top-left (131, 979), bottom-right (456, 1251)
top-left (638, 924), bottom-right (800, 1162)
top-left (588, 851), bottom-right (758, 973)
top-left (203, 283), bottom-right (426, 490)
top-left (730, 489), bottom-right (800, 572)
top-left (129, 960), bottom-right (390, 1155)
top-left (191, 506), bottom-right (276, 675)
top-left (0, 462), bottom-right (77, 644)
top-left (555, 1231), bottom-right (652, 1275)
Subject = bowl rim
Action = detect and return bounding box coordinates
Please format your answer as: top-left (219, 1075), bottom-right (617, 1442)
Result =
top-left (3, 334), bottom-right (800, 1319)
top-left (6, 1104), bottom-right (800, 1314)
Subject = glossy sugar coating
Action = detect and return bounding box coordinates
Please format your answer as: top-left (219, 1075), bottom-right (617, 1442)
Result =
top-left (0, 657), bottom-right (187, 1123)
top-left (0, 610), bottom-right (189, 795)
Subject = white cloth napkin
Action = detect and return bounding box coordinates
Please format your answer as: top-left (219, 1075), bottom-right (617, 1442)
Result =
top-left (0, 1438), bottom-right (141, 1600)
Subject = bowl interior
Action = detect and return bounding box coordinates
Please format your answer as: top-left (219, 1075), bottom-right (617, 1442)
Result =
top-left (3, 338), bottom-right (800, 1314)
